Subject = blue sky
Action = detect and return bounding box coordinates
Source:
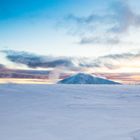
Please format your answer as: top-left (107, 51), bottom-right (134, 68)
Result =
top-left (0, 0), bottom-right (140, 83)
top-left (0, 0), bottom-right (110, 20)
top-left (0, 0), bottom-right (113, 56)
top-left (0, 0), bottom-right (140, 56)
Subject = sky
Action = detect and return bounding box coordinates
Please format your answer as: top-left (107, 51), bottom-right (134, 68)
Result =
top-left (0, 0), bottom-right (140, 84)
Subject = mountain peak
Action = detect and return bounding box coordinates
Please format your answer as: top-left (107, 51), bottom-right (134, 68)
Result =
top-left (58, 73), bottom-right (121, 84)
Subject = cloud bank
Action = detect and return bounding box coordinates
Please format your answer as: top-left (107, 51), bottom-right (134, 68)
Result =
top-left (2, 50), bottom-right (140, 72)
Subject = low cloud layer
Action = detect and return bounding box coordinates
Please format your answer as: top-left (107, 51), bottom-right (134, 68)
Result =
top-left (2, 50), bottom-right (140, 72)
top-left (1, 49), bottom-right (140, 84)
top-left (64, 1), bottom-right (140, 45)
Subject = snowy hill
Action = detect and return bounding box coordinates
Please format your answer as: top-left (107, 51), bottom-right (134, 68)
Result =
top-left (58, 73), bottom-right (120, 84)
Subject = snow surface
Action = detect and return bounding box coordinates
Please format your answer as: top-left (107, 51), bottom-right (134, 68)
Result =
top-left (0, 84), bottom-right (140, 140)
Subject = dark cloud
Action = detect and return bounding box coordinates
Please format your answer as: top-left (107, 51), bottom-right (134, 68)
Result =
top-left (2, 50), bottom-right (44, 68)
top-left (1, 50), bottom-right (74, 69)
top-left (64, 1), bottom-right (140, 45)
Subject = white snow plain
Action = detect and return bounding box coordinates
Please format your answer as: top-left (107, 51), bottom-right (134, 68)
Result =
top-left (0, 84), bottom-right (140, 140)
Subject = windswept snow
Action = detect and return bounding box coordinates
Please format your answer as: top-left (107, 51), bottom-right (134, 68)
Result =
top-left (0, 84), bottom-right (140, 140)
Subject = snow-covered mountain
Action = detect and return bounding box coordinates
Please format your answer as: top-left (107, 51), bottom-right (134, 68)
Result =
top-left (58, 73), bottom-right (121, 84)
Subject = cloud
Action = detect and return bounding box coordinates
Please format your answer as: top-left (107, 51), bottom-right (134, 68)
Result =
top-left (2, 50), bottom-right (74, 69)
top-left (64, 0), bottom-right (140, 45)
top-left (96, 72), bottom-right (140, 84)
top-left (79, 37), bottom-right (120, 45)
top-left (91, 52), bottom-right (140, 69)
top-left (0, 64), bottom-right (5, 69)
top-left (99, 52), bottom-right (140, 60)
top-left (2, 50), bottom-right (140, 72)
top-left (110, 1), bottom-right (140, 33)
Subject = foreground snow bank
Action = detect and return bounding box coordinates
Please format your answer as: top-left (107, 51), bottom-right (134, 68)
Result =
top-left (0, 84), bottom-right (140, 140)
